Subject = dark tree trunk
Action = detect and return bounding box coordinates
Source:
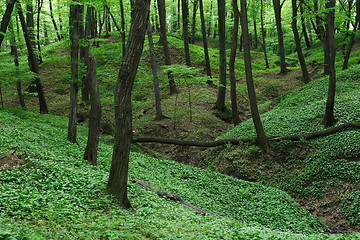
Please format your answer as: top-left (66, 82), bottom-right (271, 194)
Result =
top-left (229, 0), bottom-right (241, 126)
top-left (322, 0), bottom-right (336, 127)
top-left (67, 1), bottom-right (80, 143)
top-left (49, 0), bottom-right (61, 41)
top-left (107, 7), bottom-right (121, 33)
top-left (272, 0), bottom-right (289, 74)
top-left (207, 0), bottom-right (213, 38)
top-left (107, 0), bottom-right (150, 209)
top-left (240, 0), bottom-right (269, 151)
top-left (9, 21), bottom-right (26, 109)
top-left (199, 0), bottom-right (212, 79)
top-left (214, 0), bottom-right (228, 113)
top-left (26, 0), bottom-right (41, 63)
top-left (0, 0), bottom-right (16, 46)
top-left (190, 0), bottom-right (199, 44)
top-left (81, 5), bottom-right (91, 104)
top-left (342, 0), bottom-right (359, 70)
top-left (291, 0), bottom-right (311, 84)
top-left (253, 19), bottom-right (258, 50)
top-left (147, 24), bottom-right (166, 120)
top-left (119, 0), bottom-right (126, 57)
top-left (84, 55), bottom-right (102, 166)
top-left (260, 0), bottom-right (269, 68)
top-left (157, 0), bottom-right (178, 94)
top-left (36, 0), bottom-right (43, 63)
top-left (182, 0), bottom-right (192, 67)
top-left (313, 0), bottom-right (328, 75)
top-left (17, 1), bottom-right (48, 114)
top-left (300, 4), bottom-right (311, 49)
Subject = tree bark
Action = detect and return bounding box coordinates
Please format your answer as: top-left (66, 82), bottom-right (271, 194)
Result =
top-left (0, 0), bottom-right (16, 46)
top-left (253, 19), bottom-right (258, 50)
top-left (322, 0), bottom-right (336, 127)
top-left (84, 55), bottom-right (102, 166)
top-left (147, 24), bottom-right (166, 120)
top-left (229, 0), bottom-right (241, 126)
top-left (182, 0), bottom-right (192, 67)
top-left (260, 0), bottom-right (270, 68)
top-left (49, 0), bottom-right (61, 41)
top-left (299, 4), bottom-right (311, 49)
top-left (272, 0), bottom-right (289, 74)
top-left (36, 0), bottom-right (43, 63)
top-left (240, 0), bottom-right (269, 151)
top-left (157, 0), bottom-right (179, 94)
top-left (291, 0), bottom-right (311, 84)
top-left (199, 0), bottom-right (212, 79)
top-left (67, 1), bottom-right (80, 143)
top-left (107, 0), bottom-right (150, 209)
top-left (342, 0), bottom-right (359, 70)
top-left (214, 0), bottom-right (228, 113)
top-left (119, 0), bottom-right (126, 57)
top-left (190, 0), bottom-right (199, 44)
top-left (16, 0), bottom-right (48, 114)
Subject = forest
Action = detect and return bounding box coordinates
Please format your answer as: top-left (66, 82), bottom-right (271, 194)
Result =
top-left (0, 0), bottom-right (360, 238)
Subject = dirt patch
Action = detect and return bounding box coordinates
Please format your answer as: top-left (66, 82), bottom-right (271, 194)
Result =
top-left (0, 153), bottom-right (27, 171)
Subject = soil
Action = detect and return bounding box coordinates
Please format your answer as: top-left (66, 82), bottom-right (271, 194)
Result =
top-left (0, 153), bottom-right (27, 172)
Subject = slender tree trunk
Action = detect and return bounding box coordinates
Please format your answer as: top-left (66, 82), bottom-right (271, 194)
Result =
top-left (207, 0), bottom-right (213, 38)
top-left (199, 0), bottom-right (212, 79)
top-left (240, 0), bottom-right (269, 151)
top-left (36, 0), bottom-right (43, 63)
top-left (229, 0), bottom-right (241, 126)
top-left (272, 0), bottom-right (289, 74)
top-left (342, 0), bottom-right (359, 70)
top-left (322, 0), bottom-right (336, 127)
top-left (253, 19), bottom-right (258, 50)
top-left (182, 0), bottom-right (192, 67)
top-left (214, 0), bottom-right (228, 113)
top-left (0, 0), bottom-right (16, 46)
top-left (147, 24), bottom-right (166, 120)
top-left (16, 1), bottom-right (48, 114)
top-left (157, 0), bottom-right (178, 94)
top-left (84, 55), bottom-right (102, 166)
top-left (300, 4), bottom-right (311, 49)
top-left (119, 0), bottom-right (126, 57)
top-left (81, 6), bottom-right (91, 104)
top-left (260, 0), bottom-right (269, 68)
top-left (190, 0), bottom-right (199, 44)
top-left (9, 21), bottom-right (26, 109)
top-left (107, 0), bottom-right (150, 209)
top-left (67, 1), bottom-right (80, 143)
top-left (313, 0), bottom-right (328, 75)
top-left (49, 0), bottom-right (61, 41)
top-left (26, 0), bottom-right (41, 63)
top-left (291, 0), bottom-right (311, 84)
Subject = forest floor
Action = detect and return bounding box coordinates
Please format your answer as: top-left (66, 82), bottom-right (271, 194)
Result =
top-left (2, 38), bottom-right (359, 234)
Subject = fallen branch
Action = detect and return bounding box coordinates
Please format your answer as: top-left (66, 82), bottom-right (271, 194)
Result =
top-left (132, 177), bottom-right (220, 217)
top-left (132, 122), bottom-right (360, 147)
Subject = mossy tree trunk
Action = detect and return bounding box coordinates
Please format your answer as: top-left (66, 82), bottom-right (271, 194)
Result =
top-left (107, 0), bottom-right (150, 209)
top-left (240, 0), bottom-right (269, 151)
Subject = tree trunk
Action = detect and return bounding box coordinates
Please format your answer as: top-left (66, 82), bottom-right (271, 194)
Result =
top-left (299, 4), bottom-right (311, 49)
top-left (0, 0), bottom-right (16, 46)
top-left (199, 0), bottom-right (212, 79)
top-left (240, 0), bottom-right (269, 151)
top-left (16, 1), bottom-right (48, 114)
top-left (182, 0), bottom-right (192, 67)
top-left (119, 0), bottom-right (126, 57)
top-left (67, 1), bottom-right (80, 143)
top-left (272, 0), bottom-right (289, 74)
top-left (107, 0), bottom-right (150, 209)
top-left (291, 0), bottom-right (311, 84)
top-left (253, 19), bottom-right (258, 50)
top-left (81, 6), bottom-right (91, 105)
top-left (322, 0), bottom-right (336, 127)
top-left (214, 0), bottom-right (228, 113)
top-left (84, 55), bottom-right (102, 166)
top-left (342, 0), bottom-right (359, 70)
top-left (190, 0), bottom-right (199, 44)
top-left (229, 0), bottom-right (241, 126)
top-left (157, 0), bottom-right (179, 94)
top-left (147, 24), bottom-right (166, 120)
top-left (36, 0), bottom-right (43, 63)
top-left (49, 0), bottom-right (61, 41)
top-left (9, 21), bottom-right (26, 109)
top-left (26, 0), bottom-right (41, 63)
top-left (260, 0), bottom-right (269, 68)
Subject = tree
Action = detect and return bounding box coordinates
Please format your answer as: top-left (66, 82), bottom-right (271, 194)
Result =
top-left (0, 0), bottom-right (16, 46)
top-left (67, 0), bottom-right (81, 143)
top-left (260, 0), bottom-right (269, 68)
top-left (16, 0), bottom-right (48, 114)
top-left (322, 0), bottom-right (336, 127)
top-left (181, 0), bottom-right (192, 66)
top-left (48, 0), bottom-right (62, 41)
top-left (199, 0), bottom-right (212, 79)
top-left (190, 0), bottom-right (199, 44)
top-left (240, 0), bottom-right (269, 151)
top-left (106, 0), bottom-right (150, 208)
top-left (229, 0), bottom-right (241, 126)
top-left (291, 0), bottom-right (311, 84)
top-left (272, 0), bottom-right (289, 74)
top-left (157, 0), bottom-right (179, 94)
top-left (214, 0), bottom-right (228, 113)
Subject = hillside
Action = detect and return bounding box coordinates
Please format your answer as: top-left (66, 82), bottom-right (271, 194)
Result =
top-left (0, 107), bottom-right (359, 239)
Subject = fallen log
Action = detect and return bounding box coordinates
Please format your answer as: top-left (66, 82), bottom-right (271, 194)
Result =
top-left (132, 122), bottom-right (360, 147)
top-left (132, 177), bottom-right (220, 217)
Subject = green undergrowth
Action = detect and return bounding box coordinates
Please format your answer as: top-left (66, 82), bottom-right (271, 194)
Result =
top-left (2, 109), bottom-right (359, 239)
top-left (218, 64), bottom-right (360, 226)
